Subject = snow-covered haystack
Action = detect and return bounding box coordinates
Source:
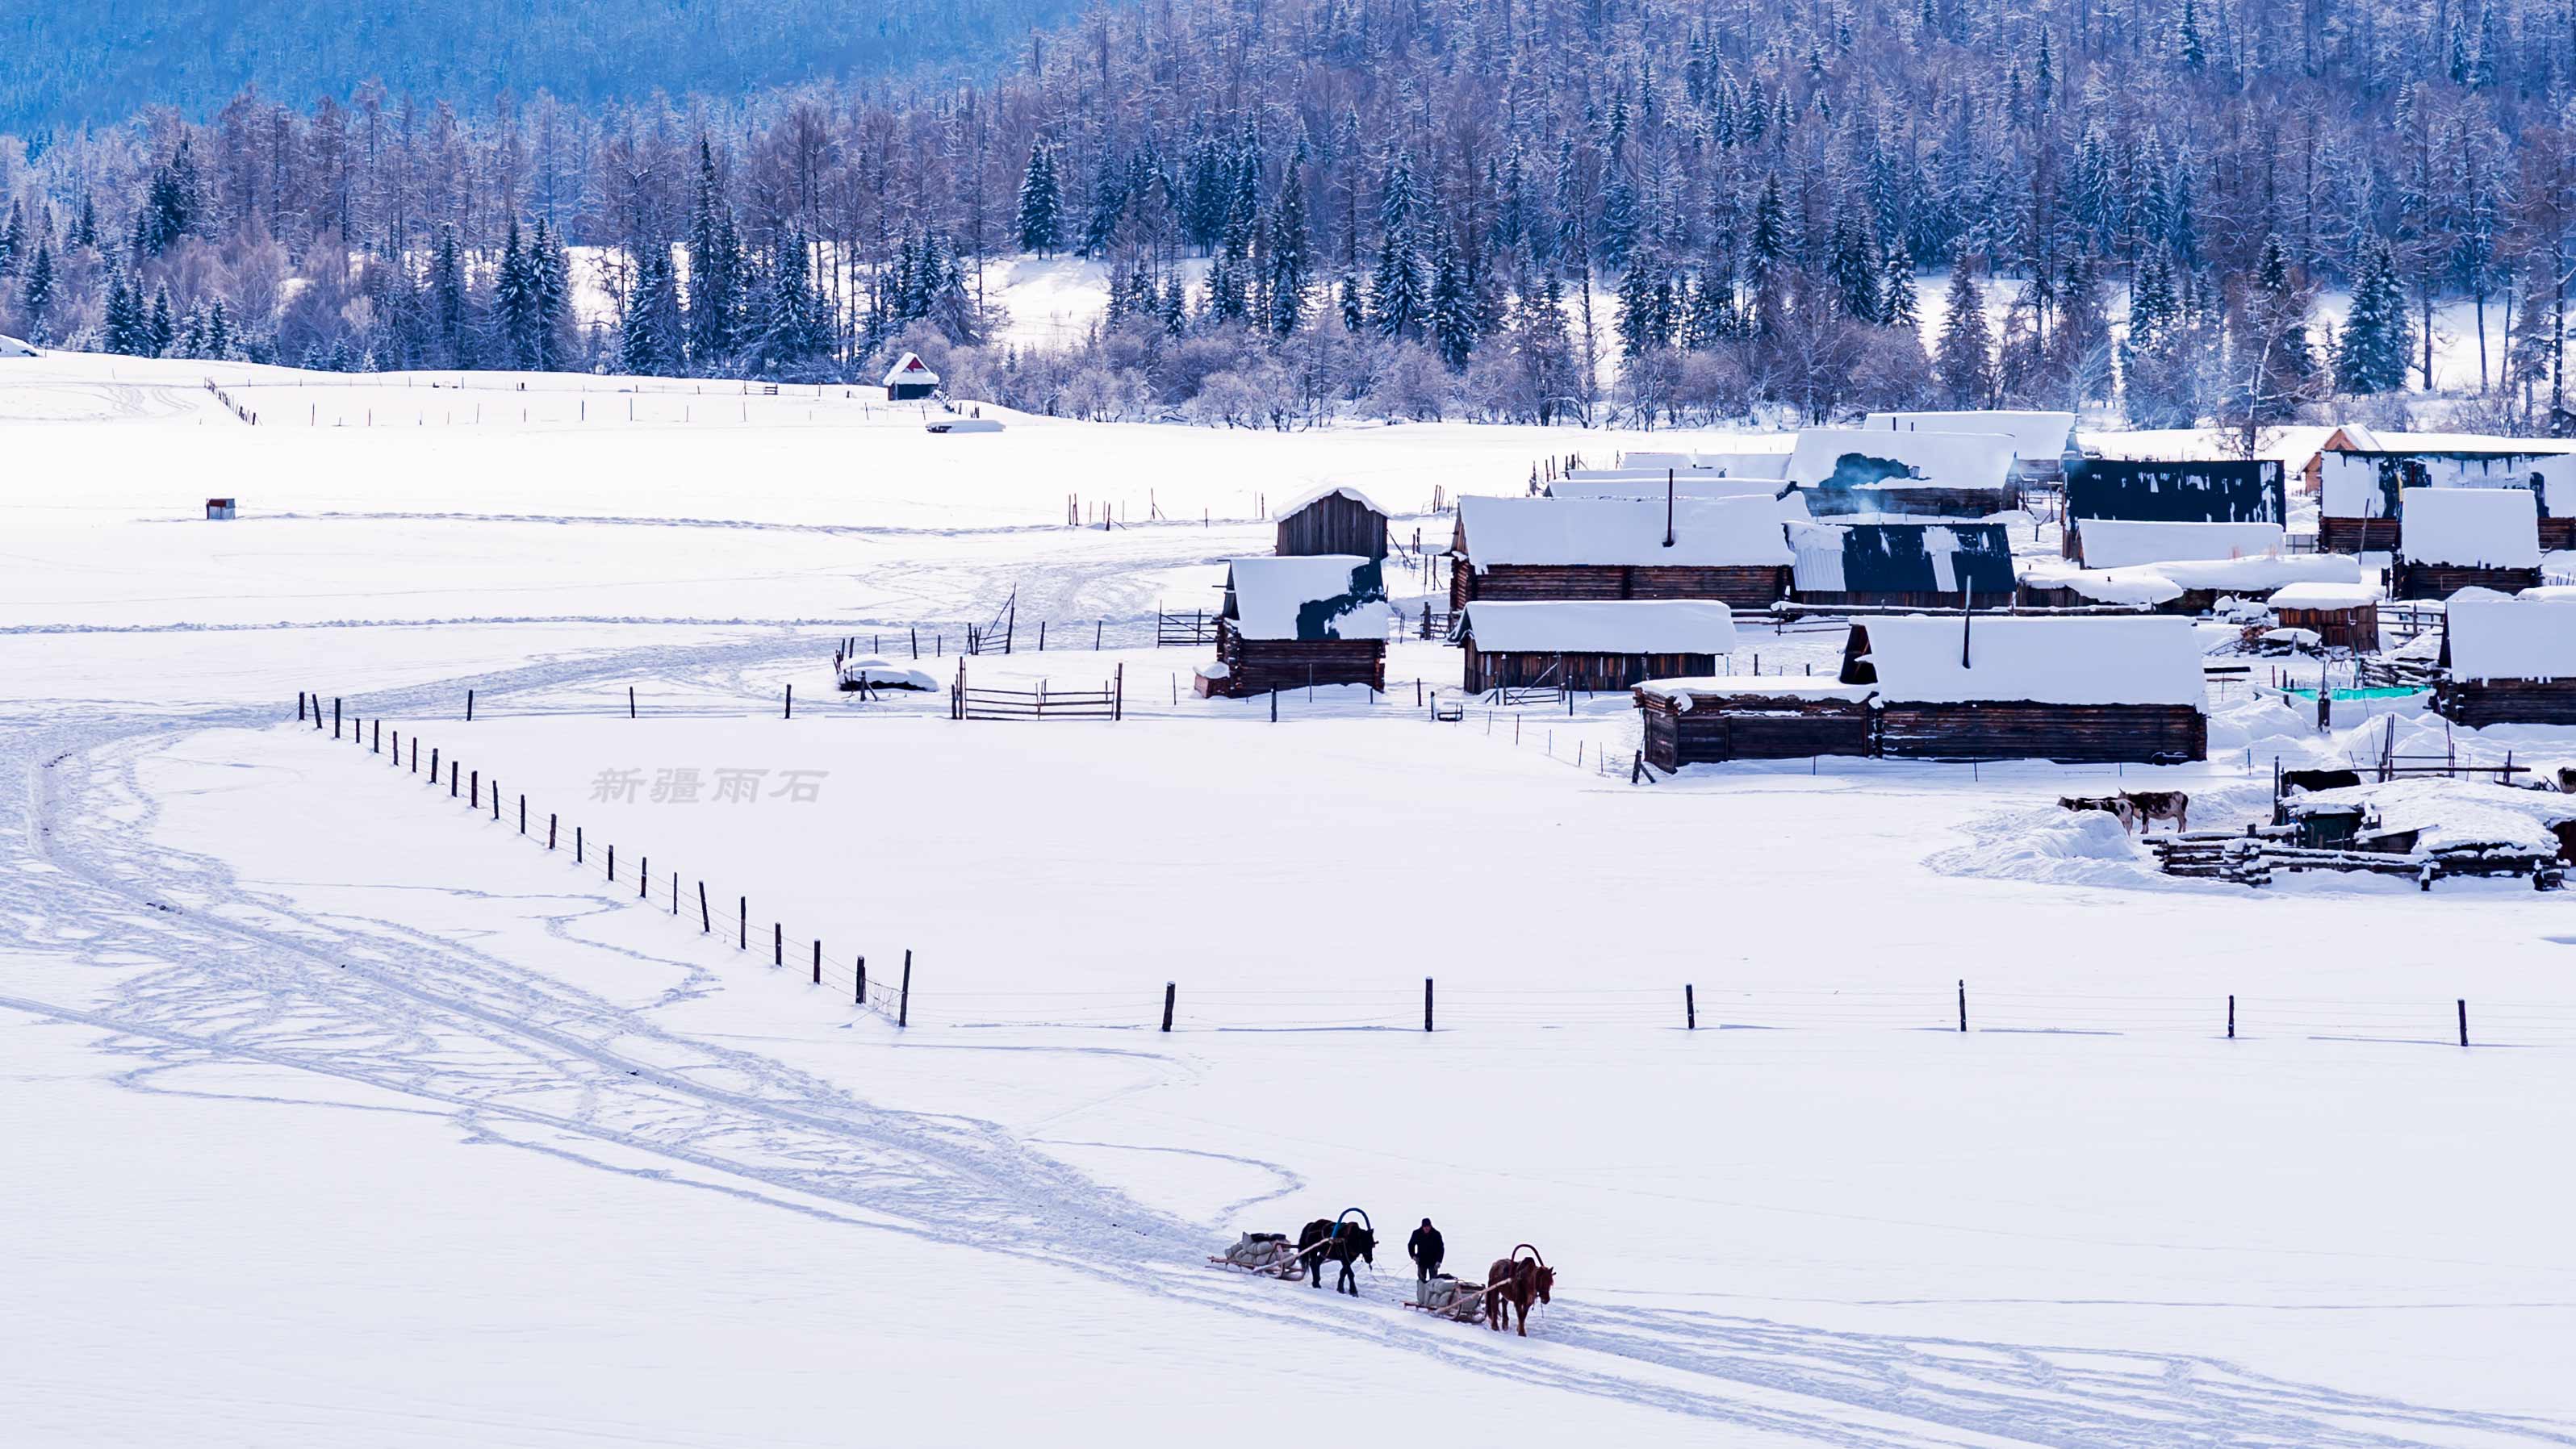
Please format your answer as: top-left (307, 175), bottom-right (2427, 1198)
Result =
top-left (1923, 805), bottom-right (2172, 888)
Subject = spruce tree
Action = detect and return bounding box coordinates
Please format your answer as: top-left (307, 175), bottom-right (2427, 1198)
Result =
top-left (148, 285), bottom-right (175, 357)
top-left (19, 240), bottom-right (54, 341)
top-left (620, 245), bottom-right (685, 376)
top-left (2336, 240), bottom-right (2413, 395)
top-left (103, 274), bottom-right (143, 354)
top-left (1261, 175), bottom-right (1313, 338)
top-left (1880, 242), bottom-right (1919, 331)
top-left (1934, 253), bottom-right (1994, 407)
top-left (1016, 143), bottom-right (1064, 256)
top-left (492, 221), bottom-right (540, 369)
top-left (0, 203), bottom-right (20, 278)
top-left (429, 225), bottom-right (474, 368)
top-left (533, 222), bottom-right (573, 371)
top-left (687, 142), bottom-right (742, 372)
top-left (1829, 211), bottom-right (1879, 323)
top-left (1080, 146), bottom-right (1127, 257)
top-left (1428, 227), bottom-right (1476, 369)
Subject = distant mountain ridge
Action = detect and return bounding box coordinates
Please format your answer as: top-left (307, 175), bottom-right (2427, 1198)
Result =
top-left (0, 0), bottom-right (1070, 130)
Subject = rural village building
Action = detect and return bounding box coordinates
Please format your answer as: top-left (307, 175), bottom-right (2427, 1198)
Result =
top-left (2062, 459), bottom-right (2286, 560)
top-left (2434, 590), bottom-right (2576, 727)
top-left (2390, 487), bottom-right (2545, 600)
top-left (1782, 426), bottom-right (2021, 517)
top-left (2266, 583), bottom-right (2384, 651)
top-left (1786, 520), bottom-right (2016, 608)
top-left (1448, 494), bottom-right (1796, 612)
top-left (1197, 555), bottom-right (1391, 699)
top-left (882, 351), bottom-right (940, 400)
top-left (1452, 599), bottom-right (1737, 694)
top-left (2317, 434), bottom-right (2576, 553)
top-left (1859, 410), bottom-right (2079, 486)
top-left (1841, 615), bottom-right (2209, 763)
top-left (1273, 485), bottom-right (1390, 561)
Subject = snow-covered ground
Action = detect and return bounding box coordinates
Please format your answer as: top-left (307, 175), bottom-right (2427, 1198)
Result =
top-left (4, 349), bottom-right (2573, 1447)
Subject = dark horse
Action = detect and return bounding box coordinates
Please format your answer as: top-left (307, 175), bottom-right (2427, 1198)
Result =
top-left (1484, 1245), bottom-right (1554, 1335)
top-left (1296, 1212), bottom-right (1377, 1295)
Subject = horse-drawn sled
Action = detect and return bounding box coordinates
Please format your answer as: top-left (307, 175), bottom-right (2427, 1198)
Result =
top-left (1211, 1209), bottom-right (1378, 1293)
top-left (1401, 1244), bottom-right (1554, 1334)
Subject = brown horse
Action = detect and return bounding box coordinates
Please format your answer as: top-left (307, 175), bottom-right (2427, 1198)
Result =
top-left (1482, 1245), bottom-right (1554, 1335)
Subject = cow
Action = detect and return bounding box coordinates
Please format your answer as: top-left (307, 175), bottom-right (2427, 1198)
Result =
top-left (2118, 790), bottom-right (2189, 834)
top-left (2281, 769), bottom-right (2361, 795)
top-left (2060, 795), bottom-right (2136, 831)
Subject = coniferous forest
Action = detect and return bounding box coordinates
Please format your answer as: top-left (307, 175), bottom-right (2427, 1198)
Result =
top-left (3, 0), bottom-right (2574, 430)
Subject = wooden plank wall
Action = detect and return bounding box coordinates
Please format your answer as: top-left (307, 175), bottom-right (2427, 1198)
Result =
top-left (1464, 649), bottom-right (1719, 693)
top-left (1634, 693), bottom-right (1875, 769)
top-left (1212, 623), bottom-right (1386, 697)
top-left (2319, 516), bottom-right (2401, 553)
top-left (1276, 495), bottom-right (1390, 559)
top-left (2274, 603), bottom-right (2382, 651)
top-left (2392, 562), bottom-right (2543, 601)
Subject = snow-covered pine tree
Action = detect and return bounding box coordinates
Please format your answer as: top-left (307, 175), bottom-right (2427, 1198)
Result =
top-left (19, 240), bottom-right (54, 341)
top-left (1428, 226), bottom-right (1476, 369)
top-left (620, 244), bottom-right (685, 376)
top-left (492, 220), bottom-right (542, 369)
top-left (1934, 253), bottom-right (1993, 407)
top-left (429, 224), bottom-right (475, 368)
top-left (1261, 174), bottom-right (1313, 338)
top-left (2336, 240), bottom-right (2413, 395)
top-left (1016, 142), bottom-right (1064, 257)
top-left (686, 142), bottom-right (742, 372)
top-left (1880, 241), bottom-right (1919, 332)
top-left (148, 284), bottom-right (174, 357)
top-left (533, 221), bottom-right (573, 371)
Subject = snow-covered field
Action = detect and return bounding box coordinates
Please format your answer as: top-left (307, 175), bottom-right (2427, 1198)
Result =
top-left (5, 350), bottom-right (2573, 1447)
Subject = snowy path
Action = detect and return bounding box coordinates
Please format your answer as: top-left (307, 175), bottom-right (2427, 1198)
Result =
top-left (4, 636), bottom-right (2567, 1447)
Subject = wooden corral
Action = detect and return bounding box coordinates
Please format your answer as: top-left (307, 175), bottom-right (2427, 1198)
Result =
top-left (1454, 600), bottom-right (1736, 695)
top-left (1198, 555), bottom-right (1390, 699)
top-left (1633, 682), bottom-right (1876, 770)
top-left (1840, 616), bottom-right (2209, 763)
top-left (1275, 487), bottom-right (1390, 561)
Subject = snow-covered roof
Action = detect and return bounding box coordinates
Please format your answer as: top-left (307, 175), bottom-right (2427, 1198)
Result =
top-left (1787, 521), bottom-right (2016, 595)
top-left (1276, 482), bottom-right (1395, 519)
top-left (2321, 446), bottom-right (2576, 517)
top-left (1784, 427), bottom-right (2016, 491)
top-left (2447, 592), bottom-right (2576, 682)
top-left (2285, 777), bottom-right (2576, 854)
top-left (1550, 476), bottom-right (1788, 503)
top-left (1849, 616), bottom-right (2208, 707)
top-left (1456, 600), bottom-right (1738, 655)
top-left (2022, 552), bottom-right (2357, 603)
top-left (882, 351), bottom-right (941, 386)
top-left (1453, 494), bottom-right (1797, 569)
top-left (1618, 441), bottom-right (1796, 470)
top-left (2080, 424), bottom-right (2341, 470)
top-left (1221, 555), bottom-right (1392, 641)
top-left (1633, 676), bottom-right (1876, 704)
top-left (2267, 582), bottom-right (2383, 610)
top-left (0, 334), bottom-right (37, 358)
top-left (2398, 486), bottom-right (2540, 569)
top-left (2331, 427), bottom-right (2576, 456)
top-left (1859, 411), bottom-right (2077, 461)
top-left (2076, 520), bottom-right (2285, 569)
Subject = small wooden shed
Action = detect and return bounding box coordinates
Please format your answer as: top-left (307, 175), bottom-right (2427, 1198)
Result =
top-left (2434, 591), bottom-right (2576, 726)
top-left (1275, 486), bottom-right (1390, 560)
top-left (205, 497), bottom-right (236, 520)
top-left (1448, 494), bottom-right (1794, 612)
top-left (883, 351), bottom-right (940, 400)
top-left (1788, 520), bottom-right (2015, 608)
top-left (1842, 615), bottom-right (2208, 762)
top-left (2266, 583), bottom-right (2382, 651)
top-left (1198, 555), bottom-right (1391, 699)
top-left (1632, 679), bottom-right (1876, 770)
top-left (1453, 600), bottom-right (1737, 694)
top-left (2390, 487), bottom-right (2545, 599)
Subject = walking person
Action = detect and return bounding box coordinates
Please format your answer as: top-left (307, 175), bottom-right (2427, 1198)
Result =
top-left (1407, 1217), bottom-right (1445, 1282)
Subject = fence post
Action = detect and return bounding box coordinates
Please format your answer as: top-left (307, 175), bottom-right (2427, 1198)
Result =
top-left (813, 940), bottom-right (821, 985)
top-left (575, 827), bottom-right (583, 863)
top-left (855, 956), bottom-right (867, 1005)
top-left (1424, 977), bottom-right (1435, 1033)
top-left (493, 784), bottom-right (500, 821)
top-left (549, 813), bottom-right (557, 850)
top-left (898, 950), bottom-right (913, 1028)
top-left (298, 691), bottom-right (307, 722)
top-left (637, 856), bottom-right (646, 897)
top-left (520, 795), bottom-right (526, 833)
top-left (466, 688), bottom-right (475, 722)
top-left (629, 687), bottom-right (636, 719)
top-left (784, 683), bottom-right (792, 719)
top-left (699, 882), bottom-right (710, 933)
top-left (1161, 982), bottom-right (1176, 1033)
top-left (606, 845), bottom-right (613, 880)
top-left (773, 922), bottom-right (782, 966)
top-left (2458, 999), bottom-right (2469, 1048)
top-left (373, 719), bottom-right (380, 754)
top-left (1957, 979), bottom-right (1968, 1033)
top-left (1686, 983), bottom-right (1696, 1030)
top-left (450, 761), bottom-right (458, 798)
top-left (2227, 995), bottom-right (2235, 1039)
top-left (470, 770), bottom-right (478, 809)
top-left (332, 697), bottom-right (341, 738)
top-left (739, 897), bottom-right (746, 950)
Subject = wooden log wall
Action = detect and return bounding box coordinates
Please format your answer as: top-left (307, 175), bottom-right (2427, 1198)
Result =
top-left (1876, 702), bottom-right (2206, 763)
top-left (2541, 517), bottom-right (2576, 550)
top-left (1465, 649), bottom-right (1718, 694)
top-left (1634, 692), bottom-right (1876, 769)
top-left (1453, 564), bottom-right (1789, 610)
top-left (2433, 679), bottom-right (2576, 727)
top-left (1212, 624), bottom-right (1387, 697)
top-left (2319, 516), bottom-right (2401, 553)
top-left (2392, 562), bottom-right (2543, 601)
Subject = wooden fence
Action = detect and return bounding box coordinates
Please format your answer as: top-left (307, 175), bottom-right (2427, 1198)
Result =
top-left (951, 663), bottom-right (1123, 720)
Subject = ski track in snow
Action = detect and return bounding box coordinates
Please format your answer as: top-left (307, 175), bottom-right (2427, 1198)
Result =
top-left (2, 633), bottom-right (2568, 1448)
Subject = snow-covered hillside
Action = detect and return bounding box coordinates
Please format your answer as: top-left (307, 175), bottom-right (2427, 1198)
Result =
top-left (2, 349), bottom-right (2571, 1447)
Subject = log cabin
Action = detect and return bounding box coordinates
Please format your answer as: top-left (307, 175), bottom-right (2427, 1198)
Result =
top-left (1453, 599), bottom-right (1737, 694)
top-left (1841, 615), bottom-right (2208, 763)
top-left (1448, 493), bottom-right (1796, 612)
top-left (2390, 487), bottom-right (2544, 600)
top-left (2434, 589), bottom-right (2576, 726)
top-left (1196, 555), bottom-right (1391, 699)
top-left (2265, 583), bottom-right (2383, 651)
top-left (1632, 679), bottom-right (1877, 770)
top-left (1787, 520), bottom-right (2016, 608)
top-left (2062, 459), bottom-right (2286, 559)
top-left (1273, 485), bottom-right (1390, 560)
top-left (1857, 409), bottom-right (2078, 486)
top-left (2317, 436), bottom-right (2576, 553)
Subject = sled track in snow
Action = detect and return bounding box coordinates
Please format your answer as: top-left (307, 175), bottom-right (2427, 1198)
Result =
top-left (2, 634), bottom-right (2569, 1447)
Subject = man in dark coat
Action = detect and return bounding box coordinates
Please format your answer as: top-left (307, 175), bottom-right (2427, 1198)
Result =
top-left (1407, 1217), bottom-right (1445, 1281)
